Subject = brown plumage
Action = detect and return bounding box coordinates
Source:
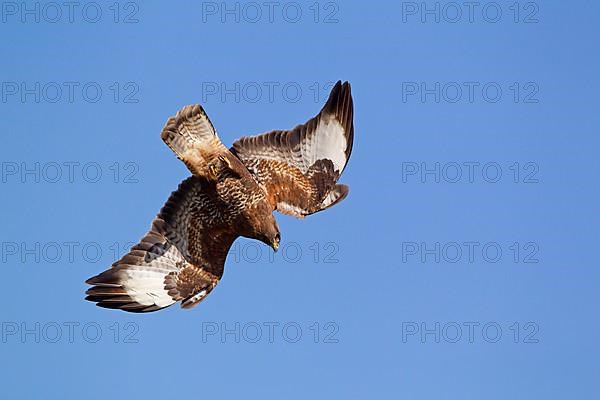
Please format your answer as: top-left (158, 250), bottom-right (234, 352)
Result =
top-left (85, 81), bottom-right (354, 312)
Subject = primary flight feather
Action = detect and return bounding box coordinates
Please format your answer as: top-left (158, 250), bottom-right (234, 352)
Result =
top-left (85, 81), bottom-right (354, 312)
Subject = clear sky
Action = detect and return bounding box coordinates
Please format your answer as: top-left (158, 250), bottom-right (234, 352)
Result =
top-left (1, 1), bottom-right (599, 399)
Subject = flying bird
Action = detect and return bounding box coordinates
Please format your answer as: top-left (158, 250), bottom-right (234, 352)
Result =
top-left (85, 81), bottom-right (354, 312)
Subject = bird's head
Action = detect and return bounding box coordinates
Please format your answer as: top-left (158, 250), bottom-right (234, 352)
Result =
top-left (244, 207), bottom-right (280, 252)
top-left (258, 213), bottom-right (281, 252)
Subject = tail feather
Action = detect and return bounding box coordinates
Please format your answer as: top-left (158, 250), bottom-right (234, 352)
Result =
top-left (161, 104), bottom-right (217, 155)
top-left (160, 104), bottom-right (227, 178)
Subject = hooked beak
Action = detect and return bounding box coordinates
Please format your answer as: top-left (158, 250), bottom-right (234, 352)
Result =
top-left (270, 238), bottom-right (280, 252)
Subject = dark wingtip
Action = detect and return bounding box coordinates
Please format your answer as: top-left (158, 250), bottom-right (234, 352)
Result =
top-left (322, 81), bottom-right (354, 170)
top-left (84, 277), bottom-right (96, 285)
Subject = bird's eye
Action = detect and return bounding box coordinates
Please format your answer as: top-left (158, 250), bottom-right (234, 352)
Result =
top-left (275, 233), bottom-right (281, 242)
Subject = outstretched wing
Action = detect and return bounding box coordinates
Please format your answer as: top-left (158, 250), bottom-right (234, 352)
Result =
top-left (231, 81), bottom-right (354, 217)
top-left (85, 176), bottom-right (238, 313)
top-left (161, 104), bottom-right (230, 180)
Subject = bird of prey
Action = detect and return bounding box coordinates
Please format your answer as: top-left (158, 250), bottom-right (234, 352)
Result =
top-left (85, 81), bottom-right (354, 312)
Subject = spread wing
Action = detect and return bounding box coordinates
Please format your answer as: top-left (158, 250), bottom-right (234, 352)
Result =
top-left (231, 81), bottom-right (354, 217)
top-left (85, 176), bottom-right (238, 313)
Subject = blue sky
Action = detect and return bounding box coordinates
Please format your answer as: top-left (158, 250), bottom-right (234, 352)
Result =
top-left (1, 1), bottom-right (599, 398)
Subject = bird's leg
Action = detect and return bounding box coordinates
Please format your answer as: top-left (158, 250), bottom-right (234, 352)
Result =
top-left (208, 155), bottom-right (234, 180)
top-left (208, 163), bottom-right (218, 180)
top-left (218, 155), bottom-right (231, 169)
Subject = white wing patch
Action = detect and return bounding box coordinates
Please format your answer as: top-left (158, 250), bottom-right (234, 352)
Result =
top-left (306, 116), bottom-right (347, 173)
top-left (122, 266), bottom-right (175, 307)
top-left (234, 118), bottom-right (347, 175)
top-left (117, 245), bottom-right (185, 307)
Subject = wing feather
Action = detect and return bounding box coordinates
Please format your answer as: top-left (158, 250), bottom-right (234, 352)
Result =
top-left (231, 81), bottom-right (354, 217)
top-left (85, 176), bottom-right (238, 313)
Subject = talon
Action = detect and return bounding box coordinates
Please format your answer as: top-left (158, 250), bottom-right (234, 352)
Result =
top-left (208, 164), bottom-right (218, 179)
top-left (218, 155), bottom-right (231, 168)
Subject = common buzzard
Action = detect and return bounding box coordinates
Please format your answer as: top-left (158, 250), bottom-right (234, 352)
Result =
top-left (85, 81), bottom-right (354, 312)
